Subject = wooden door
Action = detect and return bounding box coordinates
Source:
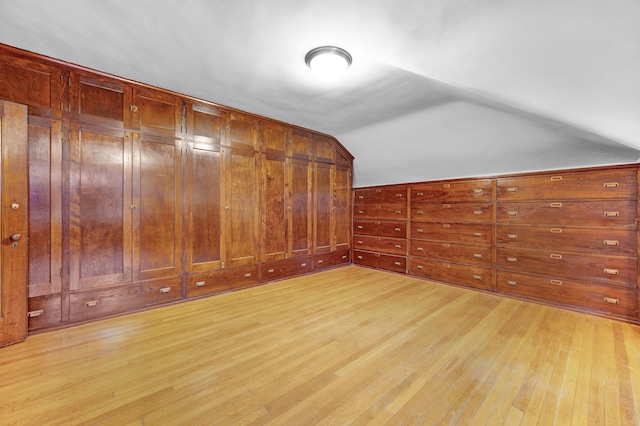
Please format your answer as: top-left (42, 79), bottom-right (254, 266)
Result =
top-left (314, 162), bottom-right (333, 254)
top-left (0, 101), bottom-right (29, 347)
top-left (289, 157), bottom-right (312, 257)
top-left (335, 165), bottom-right (351, 249)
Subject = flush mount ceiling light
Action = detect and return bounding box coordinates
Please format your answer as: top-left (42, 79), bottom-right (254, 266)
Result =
top-left (305, 46), bottom-right (352, 81)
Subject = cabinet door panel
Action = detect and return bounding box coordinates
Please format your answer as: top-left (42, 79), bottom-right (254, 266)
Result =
top-left (134, 136), bottom-right (181, 279)
top-left (70, 125), bottom-right (131, 290)
top-left (314, 162), bottom-right (333, 253)
top-left (190, 103), bottom-right (224, 147)
top-left (28, 117), bottom-right (62, 297)
top-left (290, 128), bottom-right (312, 160)
top-left (262, 155), bottom-right (287, 261)
top-left (70, 73), bottom-right (131, 129)
top-left (132, 88), bottom-right (181, 137)
top-left (335, 165), bottom-right (351, 249)
top-left (227, 113), bottom-right (257, 151)
top-left (290, 158), bottom-right (312, 256)
top-left (261, 122), bottom-right (287, 156)
top-left (315, 135), bottom-right (335, 163)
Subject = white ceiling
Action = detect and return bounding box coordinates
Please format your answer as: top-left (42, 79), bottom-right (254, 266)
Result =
top-left (1, 0), bottom-right (639, 186)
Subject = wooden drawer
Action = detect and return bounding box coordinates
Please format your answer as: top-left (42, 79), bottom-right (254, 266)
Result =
top-left (354, 203), bottom-right (407, 220)
top-left (70, 278), bottom-right (181, 322)
top-left (261, 257), bottom-right (312, 282)
top-left (354, 220), bottom-right (407, 238)
top-left (497, 169), bottom-right (636, 200)
top-left (411, 222), bottom-right (492, 245)
top-left (496, 225), bottom-right (636, 256)
top-left (354, 186), bottom-right (407, 204)
top-left (412, 203), bottom-right (492, 223)
top-left (497, 200), bottom-right (637, 228)
top-left (411, 179), bottom-right (492, 203)
top-left (410, 257), bottom-right (492, 289)
top-left (27, 294), bottom-right (62, 331)
top-left (314, 249), bottom-right (350, 270)
top-left (353, 235), bottom-right (407, 255)
top-left (496, 248), bottom-right (636, 287)
top-left (411, 240), bottom-right (492, 265)
top-left (353, 250), bottom-right (407, 273)
top-left (496, 271), bottom-right (637, 318)
top-left (187, 264), bottom-right (260, 298)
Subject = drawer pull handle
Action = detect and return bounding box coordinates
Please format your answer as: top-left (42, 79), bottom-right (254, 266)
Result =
top-left (376, 188), bottom-right (382, 193)
top-left (417, 210), bottom-right (424, 215)
top-left (604, 211), bottom-right (619, 217)
top-left (443, 183), bottom-right (451, 188)
top-left (474, 211), bottom-right (482, 215)
top-left (604, 268), bottom-right (619, 275)
top-left (443, 204), bottom-right (451, 209)
top-left (375, 253), bottom-right (381, 257)
top-left (196, 281), bottom-right (205, 287)
top-left (28, 309), bottom-right (44, 318)
top-left (357, 240), bottom-right (363, 244)
top-left (417, 265), bottom-right (424, 270)
top-left (318, 260), bottom-right (324, 264)
top-left (473, 275), bottom-right (482, 280)
top-left (376, 205), bottom-right (381, 209)
top-left (443, 224), bottom-right (451, 228)
top-left (395, 227), bottom-right (402, 232)
top-left (375, 221), bottom-right (381, 225)
top-left (550, 279), bottom-right (563, 286)
top-left (473, 232), bottom-right (483, 237)
top-left (442, 243), bottom-right (451, 248)
top-left (550, 254), bottom-right (563, 259)
top-left (507, 234), bottom-right (517, 239)
top-left (506, 187), bottom-right (518, 193)
top-left (396, 193), bottom-right (403, 197)
top-left (395, 244), bottom-right (402, 249)
top-left (474, 253), bottom-right (483, 259)
top-left (550, 176), bottom-right (563, 181)
top-left (550, 228), bottom-right (562, 233)
top-left (473, 189), bottom-right (483, 195)
top-left (550, 202), bottom-right (563, 208)
top-left (603, 297), bottom-right (619, 304)
top-left (417, 247), bottom-right (424, 251)
top-left (442, 263), bottom-right (450, 268)
top-left (243, 273), bottom-right (252, 278)
top-left (507, 280), bottom-right (517, 286)
top-left (395, 210), bottom-right (402, 214)
top-left (604, 240), bottom-right (619, 246)
top-left (357, 256), bottom-right (363, 260)
top-left (86, 300), bottom-right (99, 307)
top-left (604, 182), bottom-right (619, 188)
top-left (301, 263), bottom-right (307, 267)
top-left (342, 255), bottom-right (347, 259)
top-left (358, 210), bottom-right (363, 214)
top-left (507, 257), bottom-right (517, 262)
top-left (416, 192), bottom-right (424, 196)
top-left (507, 211), bottom-right (517, 216)
top-left (417, 229), bottom-right (424, 233)
top-left (394, 262), bottom-right (401, 266)
top-left (358, 195), bottom-right (364, 199)
top-left (267, 269), bottom-right (275, 274)
top-left (160, 287), bottom-right (171, 293)
top-left (357, 225), bottom-right (363, 229)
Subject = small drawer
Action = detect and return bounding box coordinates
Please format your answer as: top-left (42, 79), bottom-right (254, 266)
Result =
top-left (353, 203), bottom-right (407, 220)
top-left (261, 257), bottom-right (312, 281)
top-left (411, 203), bottom-right (492, 223)
top-left (411, 179), bottom-right (492, 203)
top-left (27, 294), bottom-right (62, 331)
top-left (411, 222), bottom-right (492, 245)
top-left (354, 186), bottom-right (407, 204)
top-left (410, 240), bottom-right (492, 265)
top-left (354, 220), bottom-right (407, 238)
top-left (410, 258), bottom-right (492, 289)
top-left (187, 264), bottom-right (260, 298)
top-left (353, 250), bottom-right (407, 273)
top-left (314, 249), bottom-right (350, 270)
top-left (353, 235), bottom-right (407, 256)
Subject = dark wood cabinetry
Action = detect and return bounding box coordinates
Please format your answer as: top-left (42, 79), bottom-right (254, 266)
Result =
top-left (0, 44), bottom-right (352, 333)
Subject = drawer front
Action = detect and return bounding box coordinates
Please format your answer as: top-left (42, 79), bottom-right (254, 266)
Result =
top-left (496, 248), bottom-right (637, 287)
top-left (411, 180), bottom-right (492, 203)
top-left (261, 257), bottom-right (312, 282)
top-left (496, 271), bottom-right (637, 318)
top-left (70, 278), bottom-right (181, 322)
top-left (353, 235), bottom-right (407, 256)
top-left (354, 220), bottom-right (407, 238)
top-left (411, 222), bottom-right (492, 245)
top-left (410, 258), bottom-right (492, 289)
top-left (496, 226), bottom-right (636, 256)
top-left (187, 264), bottom-right (260, 298)
top-left (497, 200), bottom-right (637, 228)
top-left (497, 169), bottom-right (637, 200)
top-left (354, 203), bottom-right (407, 220)
top-left (27, 294), bottom-right (62, 331)
top-left (411, 240), bottom-right (492, 265)
top-left (353, 250), bottom-right (407, 273)
top-left (354, 186), bottom-right (407, 204)
top-left (412, 203), bottom-right (492, 223)
top-left (314, 249), bottom-right (350, 270)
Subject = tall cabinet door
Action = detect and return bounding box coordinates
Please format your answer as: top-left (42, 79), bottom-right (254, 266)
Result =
top-left (0, 101), bottom-right (29, 347)
top-left (289, 157), bottom-right (312, 257)
top-left (335, 164), bottom-right (351, 250)
top-left (314, 162), bottom-right (333, 254)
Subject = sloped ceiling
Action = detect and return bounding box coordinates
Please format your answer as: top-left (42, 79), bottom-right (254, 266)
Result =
top-left (1, 0), bottom-right (639, 186)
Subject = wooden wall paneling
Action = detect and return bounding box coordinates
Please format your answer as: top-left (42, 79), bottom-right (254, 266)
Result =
top-left (334, 164), bottom-right (351, 251)
top-left (69, 72), bottom-right (132, 129)
top-left (0, 101), bottom-right (29, 346)
top-left (132, 133), bottom-right (182, 281)
top-left (289, 157), bottom-right (312, 257)
top-left (69, 123), bottom-right (132, 291)
top-left (289, 128), bottom-right (313, 160)
top-left (314, 162), bottom-right (333, 255)
top-left (131, 87), bottom-right (182, 138)
top-left (0, 49), bottom-right (64, 119)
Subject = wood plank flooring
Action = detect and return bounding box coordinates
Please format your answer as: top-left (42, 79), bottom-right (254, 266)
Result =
top-left (1, 266), bottom-right (640, 425)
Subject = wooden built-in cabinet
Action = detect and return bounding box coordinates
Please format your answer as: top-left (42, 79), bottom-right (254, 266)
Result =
top-left (0, 44), bottom-right (352, 333)
top-left (354, 167), bottom-right (640, 323)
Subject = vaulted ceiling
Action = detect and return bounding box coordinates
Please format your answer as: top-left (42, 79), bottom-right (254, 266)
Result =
top-left (1, 0), bottom-right (639, 186)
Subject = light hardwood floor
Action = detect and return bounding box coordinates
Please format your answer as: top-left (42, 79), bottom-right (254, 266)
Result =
top-left (2, 266), bottom-right (640, 425)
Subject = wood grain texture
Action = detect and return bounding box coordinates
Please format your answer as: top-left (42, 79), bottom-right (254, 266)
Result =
top-left (2, 266), bottom-right (639, 424)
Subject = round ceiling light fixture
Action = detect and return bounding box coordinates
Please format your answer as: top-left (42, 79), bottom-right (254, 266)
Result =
top-left (305, 46), bottom-right (352, 81)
